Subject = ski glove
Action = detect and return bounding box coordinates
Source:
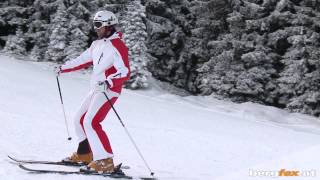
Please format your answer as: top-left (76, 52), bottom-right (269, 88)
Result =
top-left (54, 66), bottom-right (62, 76)
top-left (95, 80), bottom-right (112, 92)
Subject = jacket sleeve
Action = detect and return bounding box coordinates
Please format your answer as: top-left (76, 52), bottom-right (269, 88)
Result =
top-left (61, 48), bottom-right (93, 73)
top-left (105, 50), bottom-right (130, 88)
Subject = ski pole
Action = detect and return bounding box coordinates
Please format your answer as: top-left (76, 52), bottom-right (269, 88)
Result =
top-left (56, 75), bottom-right (72, 141)
top-left (102, 91), bottom-right (155, 177)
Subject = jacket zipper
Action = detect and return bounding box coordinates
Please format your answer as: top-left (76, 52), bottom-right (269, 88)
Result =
top-left (98, 53), bottom-right (103, 64)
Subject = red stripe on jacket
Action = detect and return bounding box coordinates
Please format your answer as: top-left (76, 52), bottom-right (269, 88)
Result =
top-left (107, 38), bottom-right (130, 93)
top-left (61, 61), bottom-right (93, 73)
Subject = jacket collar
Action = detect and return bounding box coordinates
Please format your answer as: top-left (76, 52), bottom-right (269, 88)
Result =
top-left (103, 31), bottom-right (122, 41)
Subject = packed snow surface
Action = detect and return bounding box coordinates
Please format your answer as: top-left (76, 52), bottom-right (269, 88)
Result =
top-left (1, 55), bottom-right (320, 180)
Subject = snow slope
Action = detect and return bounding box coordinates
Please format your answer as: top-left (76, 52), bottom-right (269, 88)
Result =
top-left (1, 54), bottom-right (320, 180)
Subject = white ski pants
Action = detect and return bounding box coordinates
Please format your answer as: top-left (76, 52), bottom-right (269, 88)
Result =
top-left (73, 89), bottom-right (119, 161)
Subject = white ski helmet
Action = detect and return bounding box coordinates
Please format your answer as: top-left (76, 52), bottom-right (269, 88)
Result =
top-left (93, 10), bottom-right (118, 29)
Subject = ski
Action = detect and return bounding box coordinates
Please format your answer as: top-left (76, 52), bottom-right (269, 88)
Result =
top-left (8, 155), bottom-right (130, 169)
top-left (10, 155), bottom-right (156, 180)
top-left (18, 163), bottom-right (133, 179)
top-left (8, 155), bottom-right (84, 167)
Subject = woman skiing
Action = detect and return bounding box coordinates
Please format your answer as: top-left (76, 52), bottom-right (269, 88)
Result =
top-left (56, 10), bottom-right (130, 173)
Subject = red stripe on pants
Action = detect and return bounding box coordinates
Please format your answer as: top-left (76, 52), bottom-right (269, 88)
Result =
top-left (80, 112), bottom-right (87, 132)
top-left (79, 112), bottom-right (92, 152)
top-left (91, 97), bottom-right (118, 154)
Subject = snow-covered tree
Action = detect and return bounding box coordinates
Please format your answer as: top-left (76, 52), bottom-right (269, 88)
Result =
top-left (64, 27), bottom-right (89, 60)
top-left (64, 0), bottom-right (91, 60)
top-left (3, 26), bottom-right (27, 56)
top-left (27, 0), bottom-right (57, 61)
top-left (28, 16), bottom-right (50, 61)
top-left (1, 0), bottom-right (320, 116)
top-left (29, 45), bottom-right (41, 61)
top-left (146, 0), bottom-right (320, 116)
top-left (45, 2), bottom-right (69, 62)
top-left (122, 0), bottom-right (149, 89)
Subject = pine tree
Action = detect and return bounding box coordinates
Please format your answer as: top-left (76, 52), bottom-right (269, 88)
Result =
top-left (29, 45), bottom-right (41, 61)
top-left (145, 0), bottom-right (320, 116)
top-left (64, 27), bottom-right (89, 60)
top-left (27, 0), bottom-right (54, 61)
top-left (3, 26), bottom-right (27, 56)
top-left (45, 1), bottom-right (69, 62)
top-left (64, 0), bottom-right (91, 60)
top-left (122, 0), bottom-right (149, 89)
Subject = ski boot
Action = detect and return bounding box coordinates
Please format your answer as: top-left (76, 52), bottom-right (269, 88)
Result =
top-left (80, 158), bottom-right (115, 173)
top-left (62, 152), bottom-right (93, 165)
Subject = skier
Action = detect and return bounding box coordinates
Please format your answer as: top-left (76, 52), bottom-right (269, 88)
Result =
top-left (56, 10), bottom-right (130, 173)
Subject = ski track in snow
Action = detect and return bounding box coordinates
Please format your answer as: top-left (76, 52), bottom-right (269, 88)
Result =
top-left (1, 55), bottom-right (320, 180)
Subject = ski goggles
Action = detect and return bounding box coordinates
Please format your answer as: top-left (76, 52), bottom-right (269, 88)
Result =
top-left (93, 21), bottom-right (104, 29)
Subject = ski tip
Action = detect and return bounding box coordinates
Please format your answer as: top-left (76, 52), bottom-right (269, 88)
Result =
top-left (7, 155), bottom-right (16, 161)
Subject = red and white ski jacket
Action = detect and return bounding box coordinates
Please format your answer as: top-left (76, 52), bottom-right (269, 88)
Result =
top-left (60, 32), bottom-right (130, 93)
